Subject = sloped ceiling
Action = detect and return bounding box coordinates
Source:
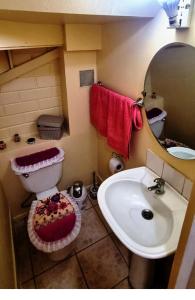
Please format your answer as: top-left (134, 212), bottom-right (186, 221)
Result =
top-left (0, 0), bottom-right (161, 24)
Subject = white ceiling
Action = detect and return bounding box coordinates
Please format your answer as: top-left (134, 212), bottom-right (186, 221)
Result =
top-left (0, 0), bottom-right (161, 24)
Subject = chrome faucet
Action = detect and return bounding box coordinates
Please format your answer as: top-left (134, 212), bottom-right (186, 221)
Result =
top-left (148, 178), bottom-right (165, 195)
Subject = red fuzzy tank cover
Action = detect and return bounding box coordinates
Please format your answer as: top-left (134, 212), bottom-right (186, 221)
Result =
top-left (33, 193), bottom-right (76, 242)
top-left (16, 147), bottom-right (60, 167)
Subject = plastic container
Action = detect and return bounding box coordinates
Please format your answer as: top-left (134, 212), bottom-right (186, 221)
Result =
top-left (70, 181), bottom-right (87, 211)
top-left (37, 115), bottom-right (64, 140)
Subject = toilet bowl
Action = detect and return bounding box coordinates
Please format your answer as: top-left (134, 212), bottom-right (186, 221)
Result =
top-left (11, 147), bottom-right (81, 261)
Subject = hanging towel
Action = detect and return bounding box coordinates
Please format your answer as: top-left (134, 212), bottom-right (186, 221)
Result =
top-left (90, 84), bottom-right (143, 159)
top-left (90, 84), bottom-right (109, 137)
top-left (107, 93), bottom-right (142, 159)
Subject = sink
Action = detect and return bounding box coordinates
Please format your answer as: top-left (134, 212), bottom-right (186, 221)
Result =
top-left (98, 167), bottom-right (187, 259)
top-left (167, 146), bottom-right (195, 160)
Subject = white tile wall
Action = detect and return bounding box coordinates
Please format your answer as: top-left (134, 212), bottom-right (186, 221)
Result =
top-left (182, 179), bottom-right (193, 200)
top-left (146, 149), bottom-right (164, 177)
top-left (162, 163), bottom-right (185, 193)
top-left (146, 149), bottom-right (193, 200)
top-left (0, 59), bottom-right (63, 140)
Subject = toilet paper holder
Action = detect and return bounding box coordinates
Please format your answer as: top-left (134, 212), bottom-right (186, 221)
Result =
top-left (112, 152), bottom-right (122, 159)
top-left (109, 152), bottom-right (124, 174)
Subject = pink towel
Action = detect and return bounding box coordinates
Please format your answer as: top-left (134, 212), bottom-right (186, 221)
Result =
top-left (90, 84), bottom-right (143, 159)
top-left (107, 93), bottom-right (142, 159)
top-left (90, 84), bottom-right (109, 137)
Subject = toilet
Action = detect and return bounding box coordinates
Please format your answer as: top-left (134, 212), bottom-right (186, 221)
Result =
top-left (146, 107), bottom-right (167, 138)
top-left (11, 147), bottom-right (81, 261)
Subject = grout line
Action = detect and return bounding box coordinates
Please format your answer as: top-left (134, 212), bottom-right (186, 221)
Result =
top-left (111, 276), bottom-right (130, 289)
top-left (20, 276), bottom-right (34, 286)
top-left (109, 234), bottom-right (129, 267)
top-left (27, 236), bottom-right (36, 280)
top-left (33, 276), bottom-right (37, 289)
top-left (75, 253), bottom-right (89, 289)
top-left (75, 234), bottom-right (110, 255)
top-left (93, 204), bottom-right (111, 234)
top-left (31, 250), bottom-right (76, 279)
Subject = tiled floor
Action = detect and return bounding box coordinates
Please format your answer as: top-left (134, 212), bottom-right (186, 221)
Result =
top-left (14, 196), bottom-right (130, 289)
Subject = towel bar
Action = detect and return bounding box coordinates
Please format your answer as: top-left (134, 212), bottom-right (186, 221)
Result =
top-left (96, 81), bottom-right (144, 107)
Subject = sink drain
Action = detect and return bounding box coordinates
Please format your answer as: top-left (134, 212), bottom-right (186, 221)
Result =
top-left (141, 209), bottom-right (154, 220)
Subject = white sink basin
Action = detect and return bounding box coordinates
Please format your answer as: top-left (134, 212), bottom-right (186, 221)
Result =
top-left (98, 167), bottom-right (187, 259)
top-left (167, 146), bottom-right (195, 160)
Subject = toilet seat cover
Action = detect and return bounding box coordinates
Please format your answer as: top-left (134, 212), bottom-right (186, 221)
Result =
top-left (28, 191), bottom-right (81, 253)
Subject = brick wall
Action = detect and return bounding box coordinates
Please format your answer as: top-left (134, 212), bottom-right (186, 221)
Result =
top-left (0, 58), bottom-right (63, 141)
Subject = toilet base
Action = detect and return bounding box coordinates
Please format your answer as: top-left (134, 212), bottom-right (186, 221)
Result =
top-left (48, 239), bottom-right (77, 261)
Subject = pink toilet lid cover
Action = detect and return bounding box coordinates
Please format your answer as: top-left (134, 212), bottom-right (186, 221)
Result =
top-left (33, 193), bottom-right (76, 242)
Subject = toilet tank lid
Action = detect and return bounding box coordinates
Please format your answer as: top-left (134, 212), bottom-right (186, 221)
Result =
top-left (11, 147), bottom-right (64, 175)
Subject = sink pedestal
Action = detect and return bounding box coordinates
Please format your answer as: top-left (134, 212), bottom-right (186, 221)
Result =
top-left (129, 254), bottom-right (155, 289)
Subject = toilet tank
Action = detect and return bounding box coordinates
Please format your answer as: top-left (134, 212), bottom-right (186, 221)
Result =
top-left (146, 107), bottom-right (167, 138)
top-left (11, 147), bottom-right (64, 193)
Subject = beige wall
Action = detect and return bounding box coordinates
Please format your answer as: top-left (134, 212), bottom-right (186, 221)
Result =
top-left (65, 24), bottom-right (102, 51)
top-left (97, 8), bottom-right (195, 288)
top-left (0, 18), bottom-right (99, 289)
top-left (0, 20), bottom-right (63, 50)
top-left (97, 10), bottom-right (195, 182)
top-left (149, 45), bottom-right (195, 149)
top-left (0, 56), bottom-right (63, 141)
top-left (0, 184), bottom-right (16, 288)
top-left (0, 50), bottom-right (97, 218)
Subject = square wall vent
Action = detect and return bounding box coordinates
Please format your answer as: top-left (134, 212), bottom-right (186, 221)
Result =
top-left (79, 70), bottom-right (94, 87)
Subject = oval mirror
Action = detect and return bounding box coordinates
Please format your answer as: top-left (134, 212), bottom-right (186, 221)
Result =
top-left (144, 43), bottom-right (195, 160)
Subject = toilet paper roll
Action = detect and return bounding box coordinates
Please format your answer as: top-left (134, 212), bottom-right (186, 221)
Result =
top-left (109, 157), bottom-right (124, 174)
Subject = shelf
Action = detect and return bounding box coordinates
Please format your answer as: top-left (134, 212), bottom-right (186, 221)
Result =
top-left (0, 132), bottom-right (69, 155)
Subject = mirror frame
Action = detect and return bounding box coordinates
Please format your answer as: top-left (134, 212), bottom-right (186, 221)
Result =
top-left (143, 42), bottom-right (195, 161)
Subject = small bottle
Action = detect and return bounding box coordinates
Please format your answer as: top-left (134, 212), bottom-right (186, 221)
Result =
top-left (151, 92), bottom-right (156, 99)
top-left (0, 140), bottom-right (6, 150)
top-left (14, 133), bottom-right (21, 143)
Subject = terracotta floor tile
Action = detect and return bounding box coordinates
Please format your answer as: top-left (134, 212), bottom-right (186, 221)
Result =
top-left (83, 196), bottom-right (92, 210)
top-left (15, 237), bottom-right (33, 283)
top-left (20, 279), bottom-right (35, 289)
top-left (94, 205), bottom-right (112, 233)
top-left (75, 207), bottom-right (108, 252)
top-left (14, 218), bottom-right (33, 283)
top-left (114, 278), bottom-right (130, 289)
top-left (111, 233), bottom-right (130, 265)
top-left (30, 245), bottom-right (57, 276)
top-left (78, 236), bottom-right (128, 289)
top-left (14, 218), bottom-right (28, 242)
top-left (35, 256), bottom-right (87, 289)
top-left (88, 195), bottom-right (98, 207)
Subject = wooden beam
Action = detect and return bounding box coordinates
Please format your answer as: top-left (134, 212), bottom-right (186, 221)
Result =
top-left (7, 50), bottom-right (14, 69)
top-left (0, 20), bottom-right (63, 50)
top-left (0, 48), bottom-right (59, 86)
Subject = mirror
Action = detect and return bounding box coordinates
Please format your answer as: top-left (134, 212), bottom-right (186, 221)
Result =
top-left (144, 43), bottom-right (195, 160)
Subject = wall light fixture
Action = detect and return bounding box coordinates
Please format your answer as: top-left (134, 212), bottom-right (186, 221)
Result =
top-left (158, 0), bottom-right (194, 28)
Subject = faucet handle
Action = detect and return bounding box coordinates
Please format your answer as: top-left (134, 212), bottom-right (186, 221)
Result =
top-left (154, 178), bottom-right (165, 185)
